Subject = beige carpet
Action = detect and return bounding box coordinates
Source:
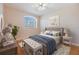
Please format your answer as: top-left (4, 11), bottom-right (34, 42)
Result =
top-left (53, 45), bottom-right (71, 55)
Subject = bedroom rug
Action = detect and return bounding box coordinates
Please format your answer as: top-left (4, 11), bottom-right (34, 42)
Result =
top-left (53, 45), bottom-right (71, 55)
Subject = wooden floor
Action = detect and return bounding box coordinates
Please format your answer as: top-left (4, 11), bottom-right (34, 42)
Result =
top-left (70, 45), bottom-right (79, 55)
top-left (16, 40), bottom-right (79, 55)
top-left (17, 45), bottom-right (79, 55)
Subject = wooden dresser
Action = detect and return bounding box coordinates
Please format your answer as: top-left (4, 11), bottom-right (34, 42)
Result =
top-left (16, 39), bottom-right (25, 55)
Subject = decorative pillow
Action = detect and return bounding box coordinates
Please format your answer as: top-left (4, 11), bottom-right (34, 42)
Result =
top-left (44, 30), bottom-right (61, 36)
top-left (44, 30), bottom-right (53, 36)
top-left (51, 31), bottom-right (60, 36)
top-left (4, 33), bottom-right (15, 41)
top-left (1, 33), bottom-right (15, 47)
top-left (0, 33), bottom-right (13, 43)
top-left (46, 33), bottom-right (53, 36)
top-left (44, 30), bottom-right (51, 34)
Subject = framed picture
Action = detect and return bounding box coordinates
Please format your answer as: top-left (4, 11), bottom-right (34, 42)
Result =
top-left (49, 16), bottom-right (60, 27)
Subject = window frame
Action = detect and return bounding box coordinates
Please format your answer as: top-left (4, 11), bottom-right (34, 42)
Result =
top-left (24, 16), bottom-right (37, 28)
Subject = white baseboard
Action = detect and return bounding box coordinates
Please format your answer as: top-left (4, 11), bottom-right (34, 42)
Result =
top-left (71, 43), bottom-right (79, 46)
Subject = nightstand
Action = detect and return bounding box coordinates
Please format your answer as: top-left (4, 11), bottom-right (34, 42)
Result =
top-left (16, 39), bottom-right (25, 55)
top-left (63, 36), bottom-right (72, 45)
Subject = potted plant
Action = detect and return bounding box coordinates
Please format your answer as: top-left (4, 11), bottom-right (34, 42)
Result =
top-left (11, 25), bottom-right (19, 39)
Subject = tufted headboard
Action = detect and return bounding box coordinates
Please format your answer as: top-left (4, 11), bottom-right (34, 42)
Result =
top-left (45, 27), bottom-right (64, 36)
top-left (45, 27), bottom-right (61, 31)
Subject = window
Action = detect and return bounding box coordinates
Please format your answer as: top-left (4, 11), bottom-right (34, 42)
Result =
top-left (24, 16), bottom-right (37, 28)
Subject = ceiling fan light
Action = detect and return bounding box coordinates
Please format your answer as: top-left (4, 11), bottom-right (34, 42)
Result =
top-left (32, 3), bottom-right (47, 11)
top-left (38, 7), bottom-right (46, 11)
top-left (42, 3), bottom-right (47, 7)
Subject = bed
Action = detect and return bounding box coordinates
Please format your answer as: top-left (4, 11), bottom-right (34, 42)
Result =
top-left (23, 27), bottom-right (63, 55)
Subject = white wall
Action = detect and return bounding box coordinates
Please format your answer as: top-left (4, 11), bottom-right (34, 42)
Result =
top-left (41, 5), bottom-right (79, 45)
top-left (3, 5), bottom-right (41, 39)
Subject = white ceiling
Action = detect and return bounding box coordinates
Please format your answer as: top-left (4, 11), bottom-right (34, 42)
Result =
top-left (5, 3), bottom-right (77, 16)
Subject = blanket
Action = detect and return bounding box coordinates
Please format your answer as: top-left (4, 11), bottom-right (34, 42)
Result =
top-left (29, 35), bottom-right (56, 55)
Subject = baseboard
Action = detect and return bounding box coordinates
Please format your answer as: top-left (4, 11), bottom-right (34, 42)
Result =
top-left (71, 43), bottom-right (79, 47)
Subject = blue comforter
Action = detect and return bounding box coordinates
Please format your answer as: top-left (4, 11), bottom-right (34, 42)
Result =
top-left (29, 35), bottom-right (56, 55)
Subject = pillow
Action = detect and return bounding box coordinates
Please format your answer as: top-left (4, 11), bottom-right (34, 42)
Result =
top-left (51, 31), bottom-right (60, 36)
top-left (46, 33), bottom-right (53, 36)
top-left (44, 30), bottom-right (52, 36)
top-left (44, 30), bottom-right (61, 36)
top-left (44, 30), bottom-right (51, 34)
top-left (4, 33), bottom-right (15, 41)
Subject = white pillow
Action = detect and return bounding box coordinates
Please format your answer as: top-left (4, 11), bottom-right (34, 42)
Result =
top-left (5, 33), bottom-right (15, 41)
top-left (44, 30), bottom-right (51, 34)
top-left (51, 31), bottom-right (60, 36)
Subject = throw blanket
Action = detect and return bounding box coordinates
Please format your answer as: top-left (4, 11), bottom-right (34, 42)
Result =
top-left (29, 35), bottom-right (56, 55)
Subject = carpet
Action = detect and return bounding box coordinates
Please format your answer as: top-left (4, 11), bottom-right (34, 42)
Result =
top-left (53, 45), bottom-right (71, 55)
